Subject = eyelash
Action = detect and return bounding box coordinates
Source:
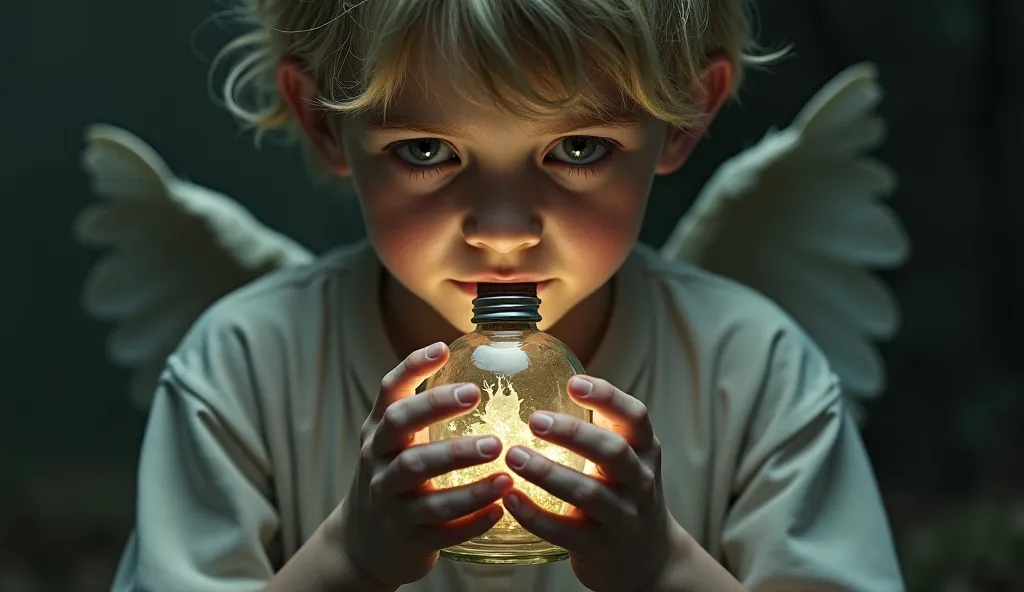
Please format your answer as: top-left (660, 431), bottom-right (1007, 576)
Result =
top-left (386, 137), bottom-right (619, 181)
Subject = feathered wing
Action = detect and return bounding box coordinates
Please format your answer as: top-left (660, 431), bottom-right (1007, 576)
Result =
top-left (662, 62), bottom-right (910, 415)
top-left (75, 124), bottom-right (315, 407)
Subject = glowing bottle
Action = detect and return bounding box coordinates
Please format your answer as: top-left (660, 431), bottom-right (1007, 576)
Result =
top-left (427, 282), bottom-right (591, 564)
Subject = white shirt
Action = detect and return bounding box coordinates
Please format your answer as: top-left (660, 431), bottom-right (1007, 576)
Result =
top-left (111, 240), bottom-right (904, 591)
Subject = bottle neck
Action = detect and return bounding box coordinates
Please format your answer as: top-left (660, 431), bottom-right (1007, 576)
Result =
top-left (475, 321), bottom-right (538, 334)
top-left (470, 288), bottom-right (542, 325)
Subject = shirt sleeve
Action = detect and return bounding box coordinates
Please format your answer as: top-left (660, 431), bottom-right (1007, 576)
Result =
top-left (110, 355), bottom-right (280, 592)
top-left (720, 328), bottom-right (905, 592)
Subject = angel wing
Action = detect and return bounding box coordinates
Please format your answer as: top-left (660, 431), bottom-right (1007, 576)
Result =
top-left (75, 124), bottom-right (315, 407)
top-left (662, 62), bottom-right (910, 415)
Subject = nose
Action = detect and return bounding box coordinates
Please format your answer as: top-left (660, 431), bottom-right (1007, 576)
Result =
top-left (463, 200), bottom-right (542, 254)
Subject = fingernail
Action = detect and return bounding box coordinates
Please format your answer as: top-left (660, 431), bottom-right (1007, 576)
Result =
top-left (454, 384), bottom-right (478, 406)
top-left (477, 437), bottom-right (500, 457)
top-left (425, 342), bottom-right (445, 360)
top-left (492, 474), bottom-right (512, 492)
top-left (570, 376), bottom-right (593, 397)
top-left (506, 447), bottom-right (529, 470)
top-left (530, 412), bottom-right (553, 434)
top-left (503, 493), bottom-right (520, 511)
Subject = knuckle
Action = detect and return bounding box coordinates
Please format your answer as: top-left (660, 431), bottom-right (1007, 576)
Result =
top-left (532, 455), bottom-right (553, 479)
top-left (451, 437), bottom-right (475, 460)
top-left (563, 416), bottom-right (580, 440)
top-left (473, 479), bottom-right (495, 499)
top-left (359, 442), bottom-right (377, 472)
top-left (632, 401), bottom-right (650, 425)
top-left (575, 479), bottom-right (601, 504)
top-left (379, 364), bottom-right (402, 392)
top-left (638, 468), bottom-right (656, 495)
top-left (421, 495), bottom-right (449, 523)
top-left (650, 437), bottom-right (663, 457)
top-left (427, 387), bottom-right (448, 409)
top-left (620, 503), bottom-right (639, 529)
top-left (397, 449), bottom-right (427, 477)
top-left (358, 419), bottom-right (375, 446)
top-left (368, 474), bottom-right (387, 499)
top-left (381, 404), bottom-right (407, 433)
top-left (602, 434), bottom-right (631, 462)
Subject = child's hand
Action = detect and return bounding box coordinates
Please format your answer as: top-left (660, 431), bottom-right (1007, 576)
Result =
top-left (333, 343), bottom-right (513, 588)
top-left (499, 376), bottom-right (686, 592)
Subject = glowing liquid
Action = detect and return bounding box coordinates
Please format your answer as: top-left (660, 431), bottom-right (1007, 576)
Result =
top-left (427, 327), bottom-right (590, 564)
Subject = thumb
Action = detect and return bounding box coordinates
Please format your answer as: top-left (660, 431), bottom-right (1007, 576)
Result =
top-left (371, 342), bottom-right (449, 419)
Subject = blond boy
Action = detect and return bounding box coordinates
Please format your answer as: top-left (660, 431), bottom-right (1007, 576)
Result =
top-left (111, 1), bottom-right (904, 590)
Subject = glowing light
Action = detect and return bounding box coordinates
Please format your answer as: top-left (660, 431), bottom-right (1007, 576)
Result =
top-left (426, 282), bottom-right (589, 564)
top-left (434, 375), bottom-right (575, 529)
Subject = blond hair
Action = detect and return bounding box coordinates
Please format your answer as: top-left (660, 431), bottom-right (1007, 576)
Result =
top-left (214, 0), bottom-right (782, 140)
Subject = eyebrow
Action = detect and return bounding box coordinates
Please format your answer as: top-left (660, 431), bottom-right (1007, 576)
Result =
top-left (365, 112), bottom-right (640, 137)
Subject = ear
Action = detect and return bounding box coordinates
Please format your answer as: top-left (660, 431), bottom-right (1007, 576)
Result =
top-left (655, 55), bottom-right (735, 175)
top-left (276, 60), bottom-right (350, 176)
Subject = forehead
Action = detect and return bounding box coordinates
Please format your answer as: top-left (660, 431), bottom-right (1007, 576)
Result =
top-left (360, 51), bottom-right (642, 134)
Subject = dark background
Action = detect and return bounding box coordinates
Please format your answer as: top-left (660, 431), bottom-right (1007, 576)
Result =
top-left (3, 1), bottom-right (1022, 590)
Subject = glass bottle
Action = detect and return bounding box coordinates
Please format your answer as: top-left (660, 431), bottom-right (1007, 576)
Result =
top-left (426, 282), bottom-right (591, 565)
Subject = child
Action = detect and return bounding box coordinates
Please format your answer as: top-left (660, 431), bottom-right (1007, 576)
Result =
top-left (107, 0), bottom-right (905, 590)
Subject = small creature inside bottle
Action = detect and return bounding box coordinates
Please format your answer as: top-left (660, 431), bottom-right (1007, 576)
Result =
top-left (426, 282), bottom-right (592, 565)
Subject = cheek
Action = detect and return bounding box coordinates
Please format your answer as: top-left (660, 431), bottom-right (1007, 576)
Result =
top-left (547, 166), bottom-right (652, 282)
top-left (349, 156), bottom-right (458, 283)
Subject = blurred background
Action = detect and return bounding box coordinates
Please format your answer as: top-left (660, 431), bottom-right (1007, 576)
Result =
top-left (2, 1), bottom-right (1022, 590)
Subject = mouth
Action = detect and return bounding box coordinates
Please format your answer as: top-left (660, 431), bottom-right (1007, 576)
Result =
top-left (451, 279), bottom-right (552, 297)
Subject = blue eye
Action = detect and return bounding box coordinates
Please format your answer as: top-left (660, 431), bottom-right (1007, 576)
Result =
top-left (549, 136), bottom-right (610, 165)
top-left (393, 138), bottom-right (455, 166)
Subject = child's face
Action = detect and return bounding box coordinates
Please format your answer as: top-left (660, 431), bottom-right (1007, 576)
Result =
top-left (283, 59), bottom-right (730, 333)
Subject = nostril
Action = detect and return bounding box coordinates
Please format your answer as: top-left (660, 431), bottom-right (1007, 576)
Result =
top-left (463, 217), bottom-right (542, 253)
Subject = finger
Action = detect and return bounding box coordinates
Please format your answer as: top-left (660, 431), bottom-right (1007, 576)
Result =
top-left (528, 411), bottom-right (653, 491)
top-left (399, 474), bottom-right (514, 525)
top-left (372, 342), bottom-right (450, 419)
top-left (504, 446), bottom-right (636, 527)
top-left (567, 376), bottom-right (655, 451)
top-left (501, 490), bottom-right (598, 552)
top-left (372, 382), bottom-right (481, 456)
top-left (414, 504), bottom-right (505, 549)
top-left (527, 411), bottom-right (646, 483)
top-left (372, 435), bottom-right (503, 495)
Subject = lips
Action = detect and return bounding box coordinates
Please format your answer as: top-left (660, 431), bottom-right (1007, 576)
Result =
top-left (451, 279), bottom-right (551, 297)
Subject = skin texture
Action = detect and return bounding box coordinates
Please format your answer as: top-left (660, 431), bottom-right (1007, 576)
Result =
top-left (266, 54), bottom-right (747, 592)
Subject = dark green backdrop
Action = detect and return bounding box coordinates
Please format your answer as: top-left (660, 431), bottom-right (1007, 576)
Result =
top-left (3, 1), bottom-right (1022, 590)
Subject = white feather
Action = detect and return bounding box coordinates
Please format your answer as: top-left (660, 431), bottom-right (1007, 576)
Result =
top-left (662, 62), bottom-right (910, 411)
top-left (75, 124), bottom-right (314, 407)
